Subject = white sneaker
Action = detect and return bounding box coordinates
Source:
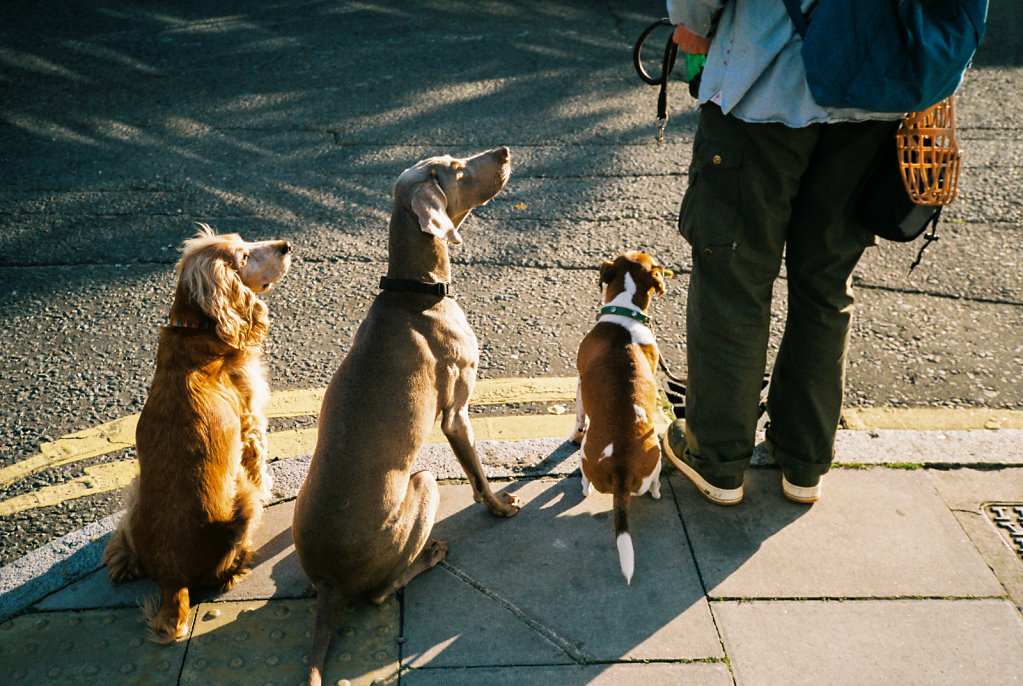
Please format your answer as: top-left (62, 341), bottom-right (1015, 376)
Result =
top-left (661, 427), bottom-right (743, 506)
top-left (782, 474), bottom-right (821, 504)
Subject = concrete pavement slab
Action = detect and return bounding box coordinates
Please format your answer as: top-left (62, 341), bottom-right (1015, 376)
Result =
top-left (181, 598), bottom-right (399, 686)
top-left (402, 661), bottom-right (733, 686)
top-left (37, 498), bottom-right (314, 612)
top-left (403, 478), bottom-right (723, 666)
top-left (0, 606), bottom-right (194, 685)
top-left (927, 467), bottom-right (1023, 609)
top-left (215, 500), bottom-right (313, 603)
top-left (403, 562), bottom-right (571, 669)
top-left (712, 598), bottom-right (1023, 686)
top-left (671, 469), bottom-right (1005, 599)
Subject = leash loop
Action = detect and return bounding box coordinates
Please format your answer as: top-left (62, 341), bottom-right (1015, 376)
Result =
top-left (633, 19), bottom-right (678, 142)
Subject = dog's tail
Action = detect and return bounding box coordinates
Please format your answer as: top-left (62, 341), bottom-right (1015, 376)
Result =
top-left (308, 582), bottom-right (342, 686)
top-left (613, 485), bottom-right (634, 584)
top-left (144, 586), bottom-right (190, 643)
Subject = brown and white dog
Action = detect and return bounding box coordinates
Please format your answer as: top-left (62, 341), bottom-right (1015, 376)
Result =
top-left (569, 251), bottom-right (673, 584)
top-left (103, 225), bottom-right (291, 642)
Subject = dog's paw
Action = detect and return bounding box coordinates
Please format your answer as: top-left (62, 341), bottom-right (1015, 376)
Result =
top-left (568, 425), bottom-right (587, 445)
top-left (425, 538), bottom-right (448, 567)
top-left (489, 492), bottom-right (522, 518)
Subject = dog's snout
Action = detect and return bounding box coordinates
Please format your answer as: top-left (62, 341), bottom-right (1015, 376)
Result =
top-left (279, 241), bottom-right (292, 255)
top-left (493, 146), bottom-right (510, 163)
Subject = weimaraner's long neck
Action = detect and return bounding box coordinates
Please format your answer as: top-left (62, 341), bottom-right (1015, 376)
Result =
top-left (386, 207), bottom-right (452, 284)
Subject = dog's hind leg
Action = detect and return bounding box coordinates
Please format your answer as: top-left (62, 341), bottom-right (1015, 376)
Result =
top-left (209, 483), bottom-right (261, 591)
top-left (370, 470), bottom-right (447, 604)
top-left (212, 545), bottom-right (254, 592)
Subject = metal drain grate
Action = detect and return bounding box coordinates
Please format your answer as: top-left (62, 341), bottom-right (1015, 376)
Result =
top-left (984, 503), bottom-right (1023, 562)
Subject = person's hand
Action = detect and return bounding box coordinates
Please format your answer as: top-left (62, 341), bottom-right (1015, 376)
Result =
top-left (672, 25), bottom-right (711, 54)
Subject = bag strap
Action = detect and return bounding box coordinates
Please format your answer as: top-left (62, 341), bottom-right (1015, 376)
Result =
top-left (782, 0), bottom-right (809, 37)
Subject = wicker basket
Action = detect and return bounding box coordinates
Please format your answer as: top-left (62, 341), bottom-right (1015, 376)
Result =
top-left (896, 96), bottom-right (962, 206)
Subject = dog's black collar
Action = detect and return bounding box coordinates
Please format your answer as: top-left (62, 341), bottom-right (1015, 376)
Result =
top-left (379, 276), bottom-right (453, 298)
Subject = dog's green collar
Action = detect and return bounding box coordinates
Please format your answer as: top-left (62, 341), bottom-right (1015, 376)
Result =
top-left (598, 305), bottom-right (650, 324)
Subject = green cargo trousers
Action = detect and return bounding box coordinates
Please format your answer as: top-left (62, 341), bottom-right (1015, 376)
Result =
top-left (678, 103), bottom-right (895, 486)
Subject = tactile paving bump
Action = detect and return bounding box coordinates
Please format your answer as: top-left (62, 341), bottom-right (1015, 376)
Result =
top-left (181, 598), bottom-right (399, 686)
top-left (0, 607), bottom-right (192, 684)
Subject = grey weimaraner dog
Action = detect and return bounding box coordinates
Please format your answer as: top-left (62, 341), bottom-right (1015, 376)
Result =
top-left (292, 147), bottom-right (520, 686)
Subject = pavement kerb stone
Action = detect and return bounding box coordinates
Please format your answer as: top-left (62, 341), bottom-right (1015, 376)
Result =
top-left (4, 425), bottom-right (1023, 623)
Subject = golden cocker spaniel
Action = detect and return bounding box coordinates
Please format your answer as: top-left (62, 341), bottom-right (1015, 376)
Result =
top-left (103, 224), bottom-right (291, 642)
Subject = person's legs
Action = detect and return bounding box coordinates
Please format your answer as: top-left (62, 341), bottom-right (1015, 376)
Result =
top-left (766, 119), bottom-right (896, 499)
top-left (666, 104), bottom-right (817, 501)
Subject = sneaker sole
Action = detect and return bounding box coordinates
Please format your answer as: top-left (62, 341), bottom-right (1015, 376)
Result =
top-left (782, 475), bottom-right (821, 504)
top-left (661, 431), bottom-right (743, 506)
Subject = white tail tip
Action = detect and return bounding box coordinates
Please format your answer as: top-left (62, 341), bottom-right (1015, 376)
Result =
top-left (617, 533), bottom-right (634, 585)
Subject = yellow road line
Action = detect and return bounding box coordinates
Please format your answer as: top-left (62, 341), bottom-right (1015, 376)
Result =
top-left (0, 416), bottom-right (576, 517)
top-left (0, 461), bottom-right (139, 517)
top-left (0, 407), bottom-right (670, 517)
top-left (265, 376), bottom-right (577, 418)
top-left (266, 414), bottom-right (584, 465)
top-left (842, 408), bottom-right (1023, 431)
top-left (0, 377), bottom-right (579, 489)
top-left (2, 371), bottom-right (1020, 518)
top-left (0, 414), bottom-right (138, 488)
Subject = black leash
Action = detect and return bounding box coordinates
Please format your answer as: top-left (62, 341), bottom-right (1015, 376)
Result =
top-left (633, 19), bottom-right (702, 144)
top-left (658, 356), bottom-right (686, 384)
top-left (633, 19), bottom-right (677, 143)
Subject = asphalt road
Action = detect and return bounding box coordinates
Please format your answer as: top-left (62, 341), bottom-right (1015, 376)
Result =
top-left (2, 0), bottom-right (1021, 565)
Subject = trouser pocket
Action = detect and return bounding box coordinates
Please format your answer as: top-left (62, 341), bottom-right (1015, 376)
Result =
top-left (678, 130), bottom-right (744, 259)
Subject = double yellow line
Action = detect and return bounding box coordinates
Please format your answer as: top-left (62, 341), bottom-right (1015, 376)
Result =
top-left (0, 378), bottom-right (582, 517)
top-left (2, 376), bottom-right (1020, 517)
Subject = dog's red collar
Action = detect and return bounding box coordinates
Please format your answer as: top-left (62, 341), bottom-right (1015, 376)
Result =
top-left (168, 318), bottom-right (215, 330)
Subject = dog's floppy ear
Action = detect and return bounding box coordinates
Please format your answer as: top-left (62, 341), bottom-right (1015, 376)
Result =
top-left (411, 181), bottom-right (461, 245)
top-left (651, 265), bottom-right (674, 296)
top-left (598, 260), bottom-right (616, 288)
top-left (180, 243), bottom-right (268, 349)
